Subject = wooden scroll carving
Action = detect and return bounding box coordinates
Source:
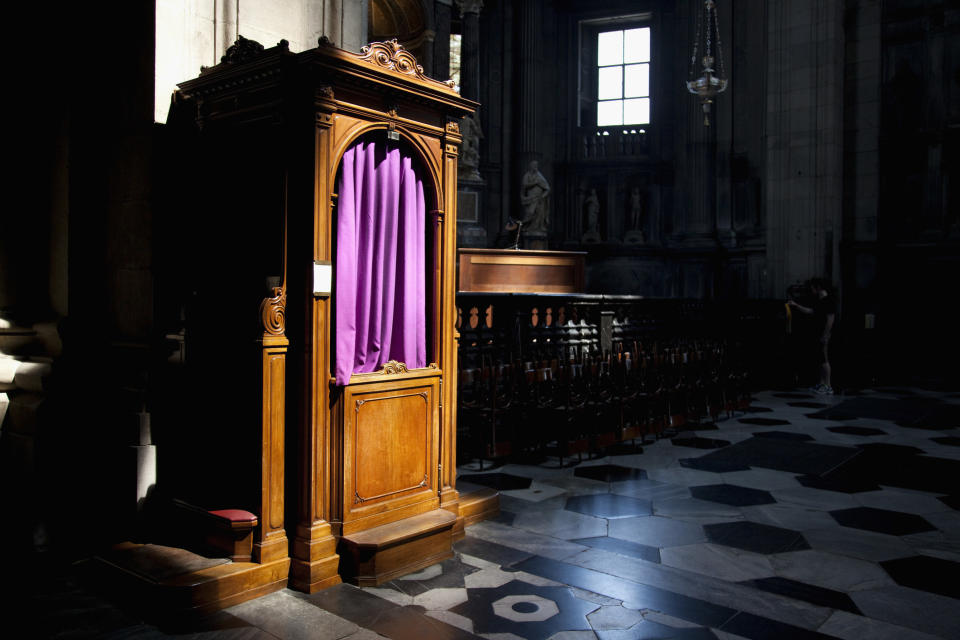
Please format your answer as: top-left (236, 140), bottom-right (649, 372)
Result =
top-left (260, 287), bottom-right (286, 336)
top-left (378, 360), bottom-right (408, 375)
top-left (336, 39), bottom-right (457, 89)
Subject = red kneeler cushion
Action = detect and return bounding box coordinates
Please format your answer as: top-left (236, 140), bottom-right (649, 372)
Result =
top-left (209, 509), bottom-right (257, 523)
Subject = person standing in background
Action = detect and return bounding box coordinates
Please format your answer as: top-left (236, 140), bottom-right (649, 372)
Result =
top-left (788, 278), bottom-right (836, 395)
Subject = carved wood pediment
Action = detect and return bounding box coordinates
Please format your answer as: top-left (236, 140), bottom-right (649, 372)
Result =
top-left (321, 38), bottom-right (457, 90)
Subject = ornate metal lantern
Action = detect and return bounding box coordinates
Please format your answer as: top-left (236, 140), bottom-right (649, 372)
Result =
top-left (686, 0), bottom-right (728, 126)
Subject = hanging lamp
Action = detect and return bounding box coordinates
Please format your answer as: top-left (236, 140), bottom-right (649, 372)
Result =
top-left (686, 0), bottom-right (728, 126)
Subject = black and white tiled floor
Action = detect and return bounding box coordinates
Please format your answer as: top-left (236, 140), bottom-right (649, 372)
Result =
top-left (29, 388), bottom-right (960, 639)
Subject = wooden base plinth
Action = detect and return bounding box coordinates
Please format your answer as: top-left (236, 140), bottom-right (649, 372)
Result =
top-left (338, 509), bottom-right (456, 586)
top-left (289, 554), bottom-right (342, 593)
top-left (457, 485), bottom-right (500, 533)
top-left (85, 542), bottom-right (289, 618)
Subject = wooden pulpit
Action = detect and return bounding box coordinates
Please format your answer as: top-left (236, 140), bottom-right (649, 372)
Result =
top-left (173, 36), bottom-right (480, 597)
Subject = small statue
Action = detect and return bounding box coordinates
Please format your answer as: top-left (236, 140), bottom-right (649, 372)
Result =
top-left (625, 186), bottom-right (645, 244)
top-left (519, 161), bottom-right (550, 233)
top-left (581, 188), bottom-right (601, 243)
top-left (459, 113), bottom-right (483, 182)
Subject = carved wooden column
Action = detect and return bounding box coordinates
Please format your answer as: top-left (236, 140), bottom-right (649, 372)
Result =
top-left (440, 119), bottom-right (463, 536)
top-left (256, 288), bottom-right (290, 564)
top-left (289, 89), bottom-right (342, 593)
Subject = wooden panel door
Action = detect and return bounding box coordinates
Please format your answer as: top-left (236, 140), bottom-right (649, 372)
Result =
top-left (340, 369), bottom-right (441, 536)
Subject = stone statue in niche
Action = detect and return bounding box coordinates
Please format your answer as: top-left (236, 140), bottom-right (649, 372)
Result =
top-left (519, 161), bottom-right (550, 233)
top-left (581, 188), bottom-right (602, 243)
top-left (625, 186), bottom-right (646, 244)
top-left (458, 112), bottom-right (483, 182)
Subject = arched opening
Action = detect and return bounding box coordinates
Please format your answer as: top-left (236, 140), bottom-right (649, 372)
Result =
top-left (330, 131), bottom-right (438, 385)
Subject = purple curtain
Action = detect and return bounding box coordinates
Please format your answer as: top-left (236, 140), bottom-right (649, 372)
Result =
top-left (335, 138), bottom-right (427, 384)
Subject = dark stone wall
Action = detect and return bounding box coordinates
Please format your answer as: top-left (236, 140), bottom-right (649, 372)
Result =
top-left (470, 0), bottom-right (769, 300)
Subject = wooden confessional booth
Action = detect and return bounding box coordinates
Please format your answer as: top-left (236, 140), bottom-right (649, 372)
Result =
top-left (159, 37), bottom-right (492, 610)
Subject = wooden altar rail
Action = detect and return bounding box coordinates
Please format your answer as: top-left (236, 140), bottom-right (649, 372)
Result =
top-left (454, 295), bottom-right (789, 467)
top-left (455, 294), bottom-right (786, 370)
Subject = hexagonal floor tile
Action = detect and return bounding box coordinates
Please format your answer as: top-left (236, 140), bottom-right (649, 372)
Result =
top-left (574, 464), bottom-right (647, 483)
top-left (880, 555), bottom-right (960, 599)
top-left (931, 436), bottom-right (960, 446)
top-left (738, 417), bottom-right (792, 426)
top-left (679, 457), bottom-right (751, 473)
top-left (826, 426), bottom-right (887, 436)
top-left (751, 431), bottom-right (814, 442)
top-left (690, 484), bottom-right (775, 507)
top-left (829, 507), bottom-right (937, 536)
top-left (796, 473), bottom-right (880, 494)
top-left (571, 536), bottom-right (661, 563)
top-left (854, 442), bottom-right (925, 456)
top-left (939, 494), bottom-right (960, 510)
top-left (671, 437), bottom-right (731, 449)
top-left (704, 521), bottom-right (810, 554)
top-left (565, 494), bottom-right (652, 519)
top-left (739, 576), bottom-right (861, 614)
top-left (805, 412), bottom-right (857, 421)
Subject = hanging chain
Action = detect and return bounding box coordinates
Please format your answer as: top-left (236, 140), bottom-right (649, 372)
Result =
top-left (712, 1), bottom-right (725, 78)
top-left (689, 1), bottom-right (702, 79)
top-left (705, 0), bottom-right (713, 63)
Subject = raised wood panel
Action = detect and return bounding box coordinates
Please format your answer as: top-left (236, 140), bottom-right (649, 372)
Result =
top-left (458, 249), bottom-right (586, 293)
top-left (268, 354), bottom-right (285, 530)
top-left (256, 334), bottom-right (289, 565)
top-left (354, 391), bottom-right (430, 501)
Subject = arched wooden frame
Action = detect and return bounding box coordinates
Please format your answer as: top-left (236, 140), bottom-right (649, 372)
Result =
top-left (329, 124), bottom-right (443, 194)
top-left (318, 121), bottom-right (446, 536)
top-left (328, 124), bottom-right (444, 379)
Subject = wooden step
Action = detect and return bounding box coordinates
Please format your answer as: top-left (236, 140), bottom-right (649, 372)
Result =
top-left (84, 542), bottom-right (289, 617)
top-left (339, 509), bottom-right (456, 587)
top-left (457, 481), bottom-right (500, 530)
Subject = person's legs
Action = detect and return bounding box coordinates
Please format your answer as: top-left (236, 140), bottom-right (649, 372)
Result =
top-left (818, 344), bottom-right (832, 393)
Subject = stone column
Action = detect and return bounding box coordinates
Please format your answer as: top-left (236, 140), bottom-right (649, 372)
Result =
top-left (217, 0), bottom-right (239, 62)
top-left (421, 29), bottom-right (436, 79)
top-left (714, 0), bottom-right (736, 248)
top-left (455, 0), bottom-right (487, 247)
top-left (456, 0), bottom-right (483, 102)
top-left (434, 0), bottom-right (452, 81)
top-left (683, 115), bottom-right (718, 246)
top-left (514, 0), bottom-right (548, 249)
top-left (764, 0), bottom-right (844, 297)
top-left (516, 0), bottom-right (539, 160)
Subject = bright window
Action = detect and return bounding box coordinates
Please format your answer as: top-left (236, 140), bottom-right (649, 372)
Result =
top-left (596, 27), bottom-right (651, 126)
top-left (449, 34), bottom-right (462, 88)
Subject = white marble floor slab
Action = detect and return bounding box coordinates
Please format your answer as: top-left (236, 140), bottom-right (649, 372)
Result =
top-left (659, 543), bottom-right (776, 582)
top-left (769, 549), bottom-right (896, 592)
top-left (607, 515), bottom-right (706, 548)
